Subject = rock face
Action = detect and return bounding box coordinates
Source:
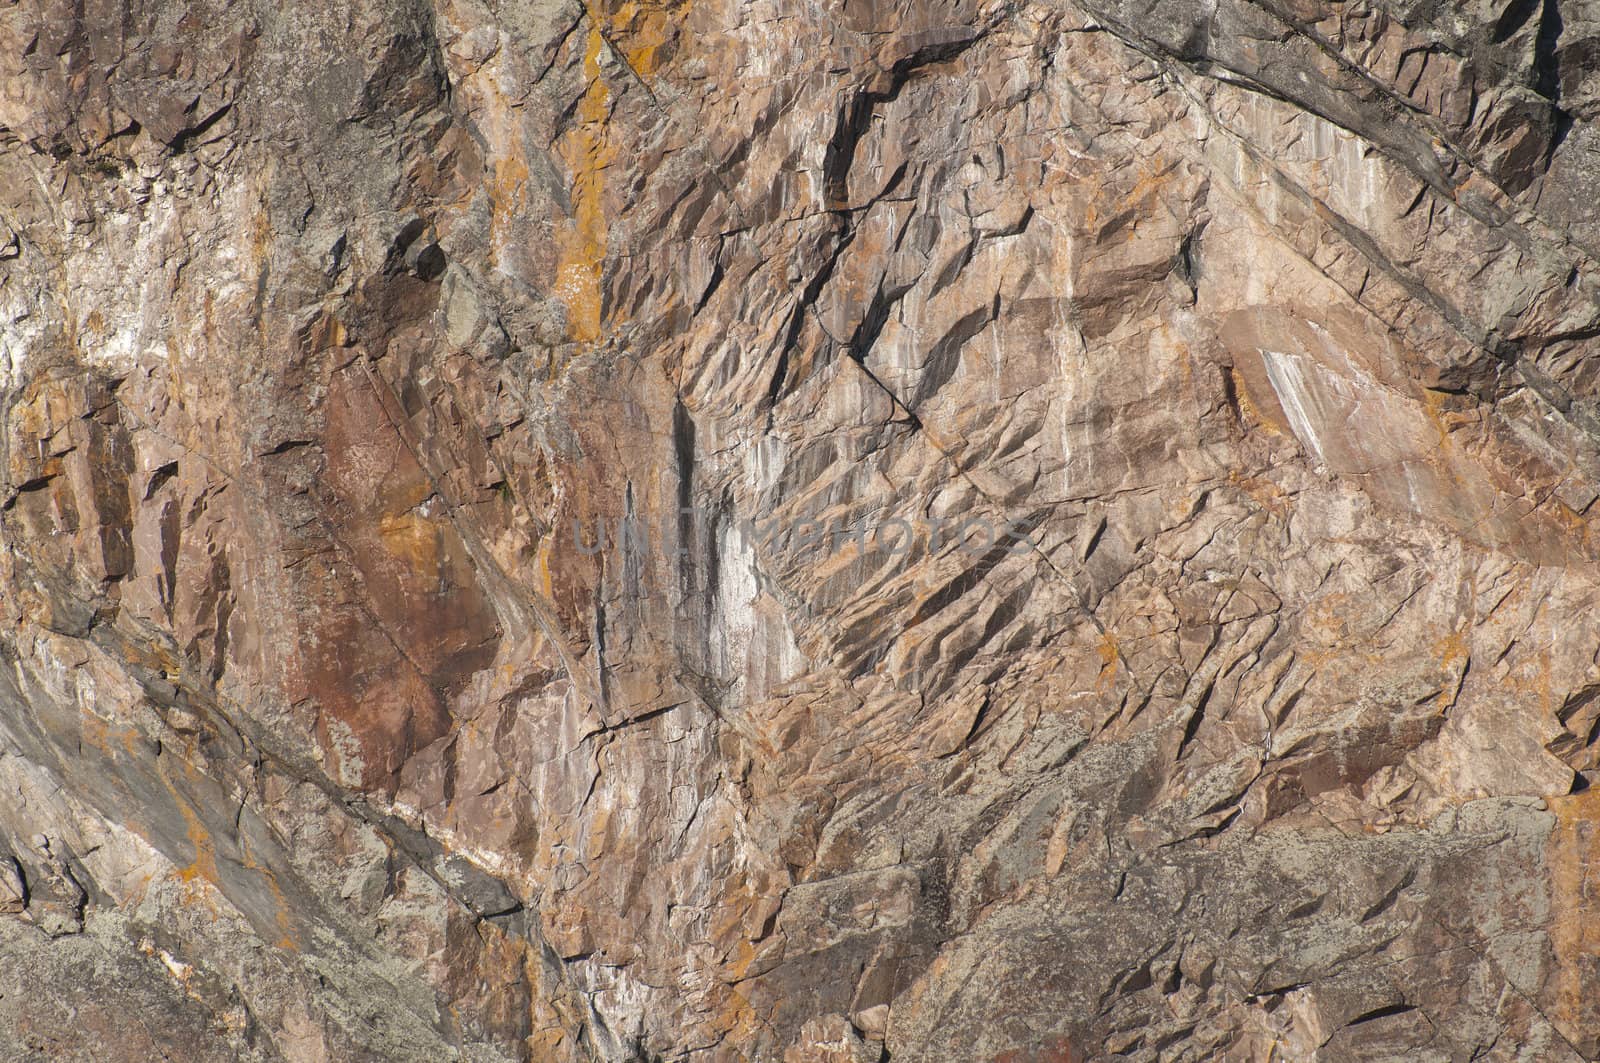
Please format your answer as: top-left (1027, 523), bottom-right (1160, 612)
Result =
top-left (2, 0), bottom-right (1600, 1058)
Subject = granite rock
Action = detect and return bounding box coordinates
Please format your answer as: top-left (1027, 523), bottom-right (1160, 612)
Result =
top-left (2, 0), bottom-right (1600, 1058)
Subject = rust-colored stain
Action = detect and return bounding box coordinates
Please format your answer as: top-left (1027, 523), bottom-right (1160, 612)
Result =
top-left (377, 505), bottom-right (446, 573)
top-left (1418, 386), bottom-right (1463, 451)
top-left (995, 1036), bottom-right (1083, 1063)
top-left (1228, 363), bottom-right (1288, 439)
top-left (283, 362), bottom-right (500, 792)
top-left (1547, 787), bottom-right (1600, 1042)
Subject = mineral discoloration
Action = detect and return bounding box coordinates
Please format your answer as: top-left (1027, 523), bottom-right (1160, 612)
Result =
top-left (2, 0), bottom-right (1600, 1058)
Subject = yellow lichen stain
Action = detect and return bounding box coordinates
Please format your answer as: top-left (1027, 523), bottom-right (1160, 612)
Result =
top-left (1535, 648), bottom-right (1555, 718)
top-left (250, 185), bottom-right (273, 336)
top-left (154, 757), bottom-right (228, 910)
top-left (117, 638), bottom-right (185, 692)
top-left (310, 311), bottom-right (348, 350)
top-left (713, 987), bottom-right (767, 1053)
top-left (585, 803), bottom-right (614, 860)
top-left (1416, 626), bottom-right (1472, 711)
top-left (552, 23), bottom-right (616, 345)
top-left (725, 937), bottom-right (760, 981)
top-left (1119, 165), bottom-right (1173, 212)
top-left (536, 534), bottom-right (556, 600)
top-left (78, 713), bottom-right (116, 763)
top-left (1551, 497), bottom-right (1590, 535)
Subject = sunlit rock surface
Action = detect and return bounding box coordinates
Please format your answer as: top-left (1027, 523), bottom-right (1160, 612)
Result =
top-left (3, 0), bottom-right (1600, 1058)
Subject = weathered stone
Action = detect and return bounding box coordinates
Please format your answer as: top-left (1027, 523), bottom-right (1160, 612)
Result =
top-left (2, 0), bottom-right (1600, 1058)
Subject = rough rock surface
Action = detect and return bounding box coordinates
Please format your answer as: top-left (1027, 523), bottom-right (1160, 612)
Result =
top-left (3, 0), bottom-right (1600, 1058)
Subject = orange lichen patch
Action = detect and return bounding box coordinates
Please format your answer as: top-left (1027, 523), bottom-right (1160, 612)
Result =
top-left (601, 0), bottom-right (684, 76)
top-left (714, 986), bottom-right (769, 1051)
top-left (1545, 497), bottom-right (1595, 557)
top-left (1491, 648), bottom-right (1559, 724)
top-left (1117, 164), bottom-right (1177, 213)
top-left (710, 887), bottom-right (777, 1045)
top-left (553, 23), bottom-right (617, 345)
top-left (724, 937), bottom-right (763, 982)
top-left (535, 534), bottom-right (557, 600)
top-left (7, 374), bottom-right (88, 463)
top-left (174, 796), bottom-right (220, 888)
top-left (112, 630), bottom-right (186, 682)
top-left (704, 871), bottom-right (769, 952)
top-left (164, 744), bottom-right (305, 948)
top-left (175, 805), bottom-right (303, 950)
top-left (1418, 387), bottom-right (1464, 451)
top-left (1095, 630), bottom-right (1120, 689)
top-left (1546, 787), bottom-right (1600, 1041)
top-left (249, 844), bottom-right (302, 951)
top-left (1303, 590), bottom-right (1353, 642)
top-left (1433, 627), bottom-right (1469, 672)
top-left (152, 757), bottom-right (225, 894)
top-left (308, 311), bottom-right (349, 350)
